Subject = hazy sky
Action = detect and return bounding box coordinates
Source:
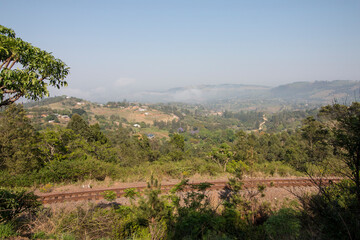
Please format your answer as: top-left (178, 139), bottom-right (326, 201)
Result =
top-left (1, 0), bottom-right (360, 102)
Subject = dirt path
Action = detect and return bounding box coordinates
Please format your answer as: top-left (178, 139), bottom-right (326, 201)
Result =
top-left (258, 114), bottom-right (267, 131)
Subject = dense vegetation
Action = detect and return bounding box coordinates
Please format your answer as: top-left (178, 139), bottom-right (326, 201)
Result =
top-left (1, 99), bottom-right (360, 239)
top-left (0, 101), bottom-right (322, 187)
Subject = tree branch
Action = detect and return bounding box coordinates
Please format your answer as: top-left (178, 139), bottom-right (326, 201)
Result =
top-left (7, 57), bottom-right (19, 70)
top-left (3, 89), bottom-right (17, 94)
top-left (1, 56), bottom-right (13, 71)
top-left (0, 93), bottom-right (22, 107)
top-left (0, 56), bottom-right (12, 71)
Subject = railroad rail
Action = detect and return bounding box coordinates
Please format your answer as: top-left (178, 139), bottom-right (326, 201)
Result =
top-left (38, 177), bottom-right (341, 204)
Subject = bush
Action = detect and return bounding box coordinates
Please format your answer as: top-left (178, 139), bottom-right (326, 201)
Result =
top-left (300, 180), bottom-right (360, 240)
top-left (264, 208), bottom-right (301, 240)
top-left (102, 191), bottom-right (117, 202)
top-left (0, 189), bottom-right (41, 223)
top-left (36, 158), bottom-right (121, 183)
top-left (254, 161), bottom-right (301, 177)
top-left (39, 183), bottom-right (54, 193)
top-left (0, 171), bottom-right (36, 187)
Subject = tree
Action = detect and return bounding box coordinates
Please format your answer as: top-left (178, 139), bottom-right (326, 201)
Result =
top-left (319, 102), bottom-right (360, 205)
top-left (0, 104), bottom-right (42, 174)
top-left (165, 134), bottom-right (186, 161)
top-left (67, 114), bottom-right (93, 140)
top-left (209, 143), bottom-right (233, 172)
top-left (296, 102), bottom-right (360, 239)
top-left (300, 116), bottom-right (331, 167)
top-left (0, 25), bottom-right (69, 107)
top-left (169, 134), bottom-right (185, 152)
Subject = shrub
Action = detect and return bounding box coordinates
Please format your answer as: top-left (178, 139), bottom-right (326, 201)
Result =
top-left (39, 183), bottom-right (54, 193)
top-left (36, 158), bottom-right (121, 183)
top-left (264, 208), bottom-right (300, 240)
top-left (0, 189), bottom-right (41, 223)
top-left (300, 180), bottom-right (360, 239)
top-left (101, 191), bottom-right (117, 202)
top-left (254, 161), bottom-right (301, 177)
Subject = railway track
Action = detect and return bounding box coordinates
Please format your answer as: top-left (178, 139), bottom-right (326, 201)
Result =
top-left (38, 177), bottom-right (341, 204)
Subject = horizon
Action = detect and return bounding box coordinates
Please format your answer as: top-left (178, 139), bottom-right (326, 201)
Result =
top-left (1, 0), bottom-right (360, 102)
top-left (25, 79), bottom-right (360, 104)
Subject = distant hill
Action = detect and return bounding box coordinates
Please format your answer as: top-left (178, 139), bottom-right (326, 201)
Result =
top-left (132, 84), bottom-right (270, 103)
top-left (132, 80), bottom-right (360, 104)
top-left (270, 80), bottom-right (360, 102)
top-left (25, 80), bottom-right (360, 114)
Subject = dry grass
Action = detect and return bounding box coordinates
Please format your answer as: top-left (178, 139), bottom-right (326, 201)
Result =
top-left (30, 203), bottom-right (119, 240)
top-left (90, 106), bottom-right (177, 125)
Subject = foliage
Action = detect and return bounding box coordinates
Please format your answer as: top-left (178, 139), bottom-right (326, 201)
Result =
top-left (0, 188), bottom-right (41, 223)
top-left (0, 222), bottom-right (17, 238)
top-left (36, 158), bottom-right (120, 183)
top-left (219, 169), bottom-right (271, 240)
top-left (66, 114), bottom-right (93, 141)
top-left (295, 102), bottom-right (360, 239)
top-left (0, 25), bottom-right (69, 107)
top-left (319, 102), bottom-right (360, 205)
top-left (0, 104), bottom-right (42, 174)
top-left (209, 143), bottom-right (233, 172)
top-left (264, 208), bottom-right (301, 240)
top-left (39, 183), bottom-right (54, 193)
top-left (101, 190), bottom-right (117, 202)
top-left (122, 176), bottom-right (171, 240)
top-left (299, 180), bottom-right (360, 239)
top-left (169, 179), bottom-right (225, 239)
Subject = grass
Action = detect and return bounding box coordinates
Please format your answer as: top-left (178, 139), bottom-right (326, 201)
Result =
top-left (0, 222), bottom-right (17, 238)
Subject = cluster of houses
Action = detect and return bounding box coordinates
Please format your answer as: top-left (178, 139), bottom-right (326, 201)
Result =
top-left (138, 107), bottom-right (150, 116)
top-left (37, 113), bottom-right (71, 123)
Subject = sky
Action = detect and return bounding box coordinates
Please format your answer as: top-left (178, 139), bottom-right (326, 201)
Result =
top-left (1, 0), bottom-right (360, 102)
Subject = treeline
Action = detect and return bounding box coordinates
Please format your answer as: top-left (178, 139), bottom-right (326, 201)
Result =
top-left (265, 108), bottom-right (318, 132)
